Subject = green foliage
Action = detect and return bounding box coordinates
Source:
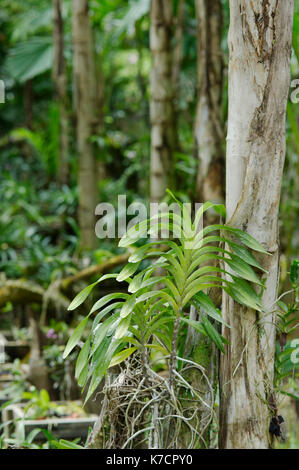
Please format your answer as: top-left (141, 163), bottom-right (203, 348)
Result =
top-left (0, 175), bottom-right (78, 284)
top-left (51, 438), bottom-right (84, 449)
top-left (5, 37), bottom-right (53, 83)
top-left (275, 260), bottom-right (299, 396)
top-left (65, 196), bottom-right (267, 402)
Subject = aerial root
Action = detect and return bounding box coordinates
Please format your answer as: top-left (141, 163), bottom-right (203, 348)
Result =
top-left (93, 353), bottom-right (215, 449)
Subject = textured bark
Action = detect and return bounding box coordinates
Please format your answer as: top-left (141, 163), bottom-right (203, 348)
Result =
top-left (95, 59), bottom-right (106, 183)
top-left (72, 0), bottom-right (99, 249)
top-left (172, 0), bottom-right (184, 110)
top-left (52, 0), bottom-right (69, 185)
top-left (194, 0), bottom-right (224, 205)
top-left (150, 0), bottom-right (175, 203)
top-left (219, 0), bottom-right (294, 449)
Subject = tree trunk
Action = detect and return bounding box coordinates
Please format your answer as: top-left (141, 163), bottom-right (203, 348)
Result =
top-left (219, 0), bottom-right (294, 449)
top-left (172, 0), bottom-right (184, 147)
top-left (52, 0), bottom-right (69, 186)
top-left (194, 0), bottom-right (224, 205)
top-left (72, 0), bottom-right (99, 249)
top-left (150, 0), bottom-right (175, 203)
top-left (95, 57), bottom-right (106, 183)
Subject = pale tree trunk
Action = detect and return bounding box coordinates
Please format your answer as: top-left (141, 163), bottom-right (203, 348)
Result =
top-left (150, 0), bottom-right (175, 203)
top-left (52, 0), bottom-right (69, 185)
top-left (172, 0), bottom-right (184, 120)
top-left (95, 58), bottom-right (106, 183)
top-left (219, 0), bottom-right (294, 449)
top-left (72, 0), bottom-right (99, 249)
top-left (194, 0), bottom-right (224, 205)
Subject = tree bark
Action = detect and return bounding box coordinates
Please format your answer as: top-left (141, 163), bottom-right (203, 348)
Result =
top-left (172, 0), bottom-right (184, 119)
top-left (72, 0), bottom-right (99, 249)
top-left (52, 0), bottom-right (69, 186)
top-left (194, 0), bottom-right (224, 205)
top-left (150, 0), bottom-right (175, 203)
top-left (219, 0), bottom-right (294, 449)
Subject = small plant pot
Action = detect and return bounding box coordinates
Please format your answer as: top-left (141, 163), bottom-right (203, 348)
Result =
top-left (2, 402), bottom-right (97, 446)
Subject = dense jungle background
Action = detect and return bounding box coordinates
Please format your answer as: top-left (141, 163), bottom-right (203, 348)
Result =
top-left (0, 0), bottom-right (298, 450)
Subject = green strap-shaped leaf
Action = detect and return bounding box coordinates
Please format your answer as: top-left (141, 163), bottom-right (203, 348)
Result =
top-left (116, 262), bottom-right (140, 282)
top-left (202, 225), bottom-right (268, 254)
top-left (120, 295), bottom-right (138, 318)
top-left (114, 314), bottom-right (132, 339)
top-left (75, 335), bottom-right (91, 380)
top-left (193, 291), bottom-right (230, 327)
top-left (92, 301), bottom-right (124, 330)
top-left (108, 347), bottom-right (137, 368)
top-left (91, 312), bottom-right (120, 355)
top-left (90, 292), bottom-right (129, 315)
top-left (84, 337), bottom-right (114, 403)
top-left (68, 274), bottom-right (118, 311)
top-left (63, 316), bottom-right (89, 359)
top-left (180, 317), bottom-right (204, 334)
top-left (201, 314), bottom-right (226, 353)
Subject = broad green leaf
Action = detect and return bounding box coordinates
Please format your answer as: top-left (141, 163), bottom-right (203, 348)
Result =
top-left (5, 37), bottom-right (53, 82)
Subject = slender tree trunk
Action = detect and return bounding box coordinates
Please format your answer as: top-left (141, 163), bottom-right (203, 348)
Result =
top-left (194, 0), bottom-right (224, 204)
top-left (52, 0), bottom-right (69, 186)
top-left (172, 0), bottom-right (184, 141)
top-left (72, 0), bottom-right (99, 249)
top-left (150, 0), bottom-right (175, 203)
top-left (95, 58), bottom-right (106, 183)
top-left (219, 0), bottom-right (294, 449)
